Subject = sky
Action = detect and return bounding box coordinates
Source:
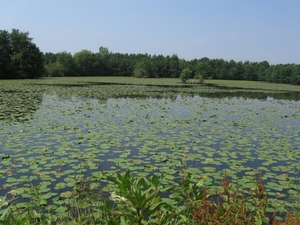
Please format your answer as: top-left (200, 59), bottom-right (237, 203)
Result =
top-left (1, 0), bottom-right (299, 64)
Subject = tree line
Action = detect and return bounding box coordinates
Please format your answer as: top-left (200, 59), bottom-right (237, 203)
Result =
top-left (44, 49), bottom-right (300, 85)
top-left (43, 48), bottom-right (183, 79)
top-left (1, 29), bottom-right (300, 85)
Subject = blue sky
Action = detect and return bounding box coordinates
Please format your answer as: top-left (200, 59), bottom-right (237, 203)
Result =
top-left (1, 0), bottom-right (299, 64)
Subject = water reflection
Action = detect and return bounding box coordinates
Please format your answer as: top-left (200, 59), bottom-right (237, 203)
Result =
top-left (196, 91), bottom-right (300, 101)
top-left (1, 85), bottom-right (300, 126)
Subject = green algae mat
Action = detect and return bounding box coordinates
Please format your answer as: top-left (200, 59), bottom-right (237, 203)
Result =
top-left (0, 77), bottom-right (300, 213)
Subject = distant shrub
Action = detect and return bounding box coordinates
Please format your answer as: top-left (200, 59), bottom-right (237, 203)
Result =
top-left (194, 73), bottom-right (204, 83)
top-left (180, 68), bottom-right (193, 83)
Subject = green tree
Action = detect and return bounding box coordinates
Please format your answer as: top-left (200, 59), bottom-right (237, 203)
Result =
top-left (290, 64), bottom-right (300, 85)
top-left (0, 30), bottom-right (12, 79)
top-left (195, 62), bottom-right (212, 79)
top-left (95, 46), bottom-right (112, 75)
top-left (44, 62), bottom-right (64, 77)
top-left (194, 73), bottom-right (204, 83)
top-left (169, 54), bottom-right (181, 78)
top-left (133, 66), bottom-right (148, 78)
top-left (73, 50), bottom-right (98, 76)
top-left (43, 52), bottom-right (57, 65)
top-left (257, 61), bottom-right (269, 81)
top-left (151, 54), bottom-right (169, 78)
top-left (133, 59), bottom-right (154, 78)
top-left (179, 68), bottom-right (193, 83)
top-left (243, 61), bottom-right (258, 81)
top-left (98, 46), bottom-right (110, 57)
top-left (0, 29), bottom-right (44, 79)
top-left (56, 51), bottom-right (76, 76)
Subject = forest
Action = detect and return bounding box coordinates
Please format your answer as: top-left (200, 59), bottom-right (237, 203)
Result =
top-left (1, 29), bottom-right (300, 85)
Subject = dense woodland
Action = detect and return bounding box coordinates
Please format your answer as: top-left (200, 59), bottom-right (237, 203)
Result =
top-left (44, 49), bottom-right (300, 85)
top-left (1, 29), bottom-right (300, 85)
top-left (0, 29), bottom-right (44, 79)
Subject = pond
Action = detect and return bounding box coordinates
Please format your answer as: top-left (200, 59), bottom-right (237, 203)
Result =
top-left (0, 78), bottom-right (300, 213)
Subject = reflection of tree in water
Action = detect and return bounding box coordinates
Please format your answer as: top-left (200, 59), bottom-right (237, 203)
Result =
top-left (0, 90), bottom-right (44, 124)
top-left (146, 85), bottom-right (300, 101)
top-left (35, 83), bottom-right (182, 101)
top-left (38, 82), bottom-right (300, 101)
top-left (198, 84), bottom-right (300, 100)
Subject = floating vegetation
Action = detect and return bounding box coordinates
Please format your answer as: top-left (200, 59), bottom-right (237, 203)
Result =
top-left (0, 77), bottom-right (300, 215)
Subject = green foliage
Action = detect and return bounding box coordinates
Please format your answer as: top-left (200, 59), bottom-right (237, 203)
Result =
top-left (43, 52), bottom-right (60, 76)
top-left (169, 54), bottom-right (181, 78)
top-left (98, 46), bottom-right (110, 57)
top-left (194, 73), bottom-right (204, 83)
top-left (43, 52), bottom-right (57, 64)
top-left (73, 50), bottom-right (99, 76)
top-left (0, 30), bottom-right (11, 79)
top-left (56, 51), bottom-right (76, 76)
top-left (180, 68), bottom-right (193, 83)
top-left (107, 170), bottom-right (171, 224)
top-left (41, 45), bottom-right (299, 85)
top-left (1, 171), bottom-right (300, 224)
top-left (0, 29), bottom-right (44, 79)
top-left (44, 62), bottom-right (64, 77)
top-left (133, 60), bottom-right (154, 78)
top-left (133, 67), bottom-right (149, 78)
top-left (0, 196), bottom-right (11, 221)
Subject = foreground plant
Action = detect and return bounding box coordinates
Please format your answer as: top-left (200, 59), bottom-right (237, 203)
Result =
top-left (106, 170), bottom-right (178, 224)
top-left (0, 170), bottom-right (300, 225)
top-left (190, 171), bottom-right (268, 224)
top-left (190, 171), bottom-right (300, 225)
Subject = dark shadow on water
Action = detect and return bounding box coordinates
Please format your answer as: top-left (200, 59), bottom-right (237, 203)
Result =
top-left (85, 81), bottom-right (200, 88)
top-left (34, 82), bottom-right (300, 101)
top-left (34, 82), bottom-right (197, 88)
top-left (143, 89), bottom-right (300, 101)
top-left (204, 83), bottom-right (246, 90)
top-left (197, 91), bottom-right (300, 100)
